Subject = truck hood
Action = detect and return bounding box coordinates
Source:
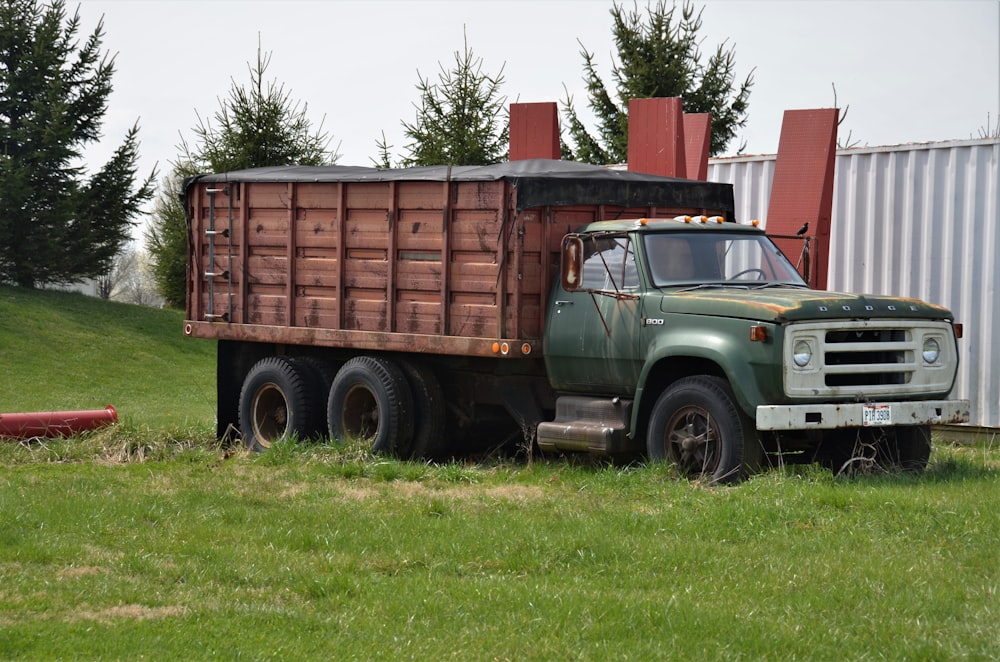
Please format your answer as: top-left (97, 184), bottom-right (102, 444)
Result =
top-left (659, 286), bottom-right (954, 323)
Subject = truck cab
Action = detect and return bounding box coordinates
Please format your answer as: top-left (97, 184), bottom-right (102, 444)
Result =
top-left (538, 217), bottom-right (968, 482)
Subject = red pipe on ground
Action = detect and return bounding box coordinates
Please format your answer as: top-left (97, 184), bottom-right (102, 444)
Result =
top-left (0, 405), bottom-right (118, 439)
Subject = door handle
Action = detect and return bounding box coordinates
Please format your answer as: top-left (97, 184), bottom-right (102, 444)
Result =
top-left (554, 300), bottom-right (574, 306)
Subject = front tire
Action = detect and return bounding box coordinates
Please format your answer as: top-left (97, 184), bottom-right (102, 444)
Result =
top-left (327, 356), bottom-right (415, 457)
top-left (647, 376), bottom-right (758, 484)
top-left (821, 425), bottom-right (932, 475)
top-left (877, 425), bottom-right (932, 473)
top-left (238, 356), bottom-right (318, 452)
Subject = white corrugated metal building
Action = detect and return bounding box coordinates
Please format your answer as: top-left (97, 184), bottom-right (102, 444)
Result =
top-left (709, 137), bottom-right (1000, 430)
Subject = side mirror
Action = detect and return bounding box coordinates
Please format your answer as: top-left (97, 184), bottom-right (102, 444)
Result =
top-left (560, 235), bottom-right (583, 292)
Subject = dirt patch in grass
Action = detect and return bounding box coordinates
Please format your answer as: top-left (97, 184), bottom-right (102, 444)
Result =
top-left (278, 482), bottom-right (314, 499)
top-left (74, 604), bottom-right (188, 623)
top-left (338, 481), bottom-right (545, 503)
top-left (58, 566), bottom-right (104, 579)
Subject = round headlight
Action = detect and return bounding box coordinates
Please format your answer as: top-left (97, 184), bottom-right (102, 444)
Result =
top-left (793, 340), bottom-right (813, 367)
top-left (922, 337), bottom-right (941, 364)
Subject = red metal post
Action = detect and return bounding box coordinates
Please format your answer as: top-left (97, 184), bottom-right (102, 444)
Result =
top-left (765, 108), bottom-right (839, 289)
top-left (509, 102), bottom-right (561, 161)
top-left (627, 97), bottom-right (686, 177)
top-left (682, 113), bottom-right (712, 181)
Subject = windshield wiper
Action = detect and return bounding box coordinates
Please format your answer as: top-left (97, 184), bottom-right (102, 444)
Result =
top-left (674, 281), bottom-right (809, 292)
top-left (752, 282), bottom-right (810, 290)
top-left (675, 283), bottom-right (751, 292)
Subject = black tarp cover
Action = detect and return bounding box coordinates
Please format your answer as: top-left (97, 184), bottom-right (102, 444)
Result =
top-left (187, 159), bottom-right (736, 219)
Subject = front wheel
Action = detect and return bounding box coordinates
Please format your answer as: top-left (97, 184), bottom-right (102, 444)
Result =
top-left (877, 425), bottom-right (932, 473)
top-left (647, 376), bottom-right (759, 484)
top-left (821, 425), bottom-right (932, 475)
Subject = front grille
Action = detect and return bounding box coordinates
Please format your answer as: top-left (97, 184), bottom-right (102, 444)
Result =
top-left (825, 329), bottom-right (907, 344)
top-left (824, 328), bottom-right (909, 386)
top-left (784, 320), bottom-right (956, 399)
top-left (825, 369), bottom-right (907, 387)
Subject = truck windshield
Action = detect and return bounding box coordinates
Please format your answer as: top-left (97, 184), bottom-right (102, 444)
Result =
top-left (644, 232), bottom-right (807, 288)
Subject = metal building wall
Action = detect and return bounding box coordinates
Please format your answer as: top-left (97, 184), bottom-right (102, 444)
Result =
top-left (708, 138), bottom-right (1000, 428)
top-left (708, 153), bottom-right (776, 224)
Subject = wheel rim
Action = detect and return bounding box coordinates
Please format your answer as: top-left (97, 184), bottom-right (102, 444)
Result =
top-left (251, 382), bottom-right (289, 448)
top-left (341, 384), bottom-right (380, 439)
top-left (665, 405), bottom-right (721, 477)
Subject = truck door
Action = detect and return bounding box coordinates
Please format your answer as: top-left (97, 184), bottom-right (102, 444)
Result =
top-left (545, 235), bottom-right (644, 394)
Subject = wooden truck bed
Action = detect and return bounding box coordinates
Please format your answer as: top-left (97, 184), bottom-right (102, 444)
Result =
top-left (183, 160), bottom-right (735, 357)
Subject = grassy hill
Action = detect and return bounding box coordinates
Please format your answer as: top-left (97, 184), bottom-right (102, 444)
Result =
top-left (0, 285), bottom-right (216, 430)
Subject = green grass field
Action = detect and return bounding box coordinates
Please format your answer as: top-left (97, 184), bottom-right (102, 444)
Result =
top-left (1, 285), bottom-right (998, 659)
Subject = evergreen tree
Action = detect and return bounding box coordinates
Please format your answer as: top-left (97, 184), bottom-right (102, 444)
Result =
top-left (179, 44), bottom-right (338, 172)
top-left (563, 0), bottom-right (754, 162)
top-left (0, 0), bottom-right (154, 288)
top-left (387, 31), bottom-right (508, 167)
top-left (145, 168), bottom-right (188, 308)
top-left (148, 43), bottom-right (336, 306)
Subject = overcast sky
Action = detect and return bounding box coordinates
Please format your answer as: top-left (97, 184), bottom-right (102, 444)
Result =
top-left (76, 0), bottom-right (999, 184)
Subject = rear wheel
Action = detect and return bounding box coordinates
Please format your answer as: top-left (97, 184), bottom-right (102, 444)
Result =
top-left (647, 376), bottom-right (758, 484)
top-left (399, 360), bottom-right (447, 460)
top-left (288, 356), bottom-right (338, 438)
top-left (327, 356), bottom-right (414, 456)
top-left (238, 356), bottom-right (318, 452)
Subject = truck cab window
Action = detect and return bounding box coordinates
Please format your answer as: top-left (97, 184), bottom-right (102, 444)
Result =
top-left (581, 237), bottom-right (638, 291)
top-left (647, 237), bottom-right (696, 283)
top-left (645, 232), bottom-right (806, 287)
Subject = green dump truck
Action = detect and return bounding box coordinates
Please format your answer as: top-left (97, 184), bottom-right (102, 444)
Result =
top-left (184, 160), bottom-right (968, 481)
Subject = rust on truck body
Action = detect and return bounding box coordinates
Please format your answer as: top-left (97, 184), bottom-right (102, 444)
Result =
top-left (183, 320), bottom-right (527, 359)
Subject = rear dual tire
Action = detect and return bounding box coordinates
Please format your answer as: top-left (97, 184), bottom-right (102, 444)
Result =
top-left (326, 356), bottom-right (448, 459)
top-left (398, 360), bottom-right (448, 460)
top-left (238, 356), bottom-right (321, 452)
top-left (328, 356), bottom-right (415, 456)
top-left (237, 354), bottom-right (448, 460)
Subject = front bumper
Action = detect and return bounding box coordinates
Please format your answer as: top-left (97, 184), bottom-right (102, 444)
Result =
top-left (756, 399), bottom-right (970, 431)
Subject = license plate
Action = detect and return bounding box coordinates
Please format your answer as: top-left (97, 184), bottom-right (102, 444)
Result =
top-left (862, 404), bottom-right (892, 426)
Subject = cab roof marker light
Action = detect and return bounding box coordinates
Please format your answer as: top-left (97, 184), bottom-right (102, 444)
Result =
top-left (700, 215), bottom-right (709, 223)
top-left (751, 219), bottom-right (761, 227)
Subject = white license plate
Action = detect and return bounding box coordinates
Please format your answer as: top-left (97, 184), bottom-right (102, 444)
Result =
top-left (862, 404), bottom-right (892, 426)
